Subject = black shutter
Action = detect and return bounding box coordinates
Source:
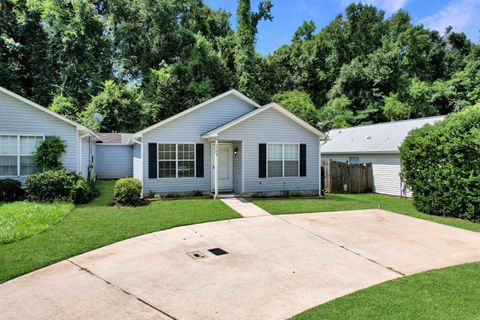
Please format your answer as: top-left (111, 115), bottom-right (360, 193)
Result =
top-left (259, 143), bottom-right (266, 178)
top-left (300, 144), bottom-right (307, 176)
top-left (196, 144), bottom-right (204, 177)
top-left (148, 143), bottom-right (157, 179)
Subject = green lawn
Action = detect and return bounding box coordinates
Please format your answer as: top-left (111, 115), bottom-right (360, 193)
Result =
top-left (252, 193), bottom-right (480, 233)
top-left (0, 180), bottom-right (240, 283)
top-left (0, 202), bottom-right (74, 244)
top-left (252, 193), bottom-right (480, 320)
top-left (291, 262), bottom-right (480, 320)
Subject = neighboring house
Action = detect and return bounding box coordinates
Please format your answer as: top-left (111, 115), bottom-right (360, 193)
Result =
top-left (0, 86), bottom-right (99, 181)
top-left (96, 133), bottom-right (133, 179)
top-left (130, 90), bottom-right (327, 197)
top-left (322, 116), bottom-right (445, 197)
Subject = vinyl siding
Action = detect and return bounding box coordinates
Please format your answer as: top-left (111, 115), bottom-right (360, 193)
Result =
top-left (322, 153), bottom-right (411, 197)
top-left (96, 145), bottom-right (133, 179)
top-left (217, 108), bottom-right (320, 194)
top-left (0, 91), bottom-right (78, 179)
top-left (142, 94), bottom-right (256, 194)
top-left (80, 136), bottom-right (92, 179)
top-left (133, 143), bottom-right (142, 181)
top-left (232, 141), bottom-right (242, 193)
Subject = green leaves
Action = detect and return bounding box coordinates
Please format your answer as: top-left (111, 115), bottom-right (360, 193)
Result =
top-left (33, 136), bottom-right (66, 171)
top-left (400, 104), bottom-right (480, 221)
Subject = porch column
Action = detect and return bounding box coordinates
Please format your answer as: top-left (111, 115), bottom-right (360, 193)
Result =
top-left (214, 139), bottom-right (219, 199)
top-left (318, 139), bottom-right (322, 197)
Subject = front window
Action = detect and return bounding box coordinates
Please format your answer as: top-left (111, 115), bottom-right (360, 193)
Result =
top-left (0, 135), bottom-right (43, 176)
top-left (158, 143), bottom-right (195, 178)
top-left (267, 143), bottom-right (299, 178)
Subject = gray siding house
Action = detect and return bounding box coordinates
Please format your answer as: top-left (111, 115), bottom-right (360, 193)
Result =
top-left (322, 116), bottom-right (445, 197)
top-left (131, 90), bottom-right (327, 197)
top-left (96, 133), bottom-right (133, 179)
top-left (0, 86), bottom-right (98, 181)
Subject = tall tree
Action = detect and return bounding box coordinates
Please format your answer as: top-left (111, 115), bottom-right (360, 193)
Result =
top-left (234, 0), bottom-right (272, 102)
top-left (39, 0), bottom-right (112, 106)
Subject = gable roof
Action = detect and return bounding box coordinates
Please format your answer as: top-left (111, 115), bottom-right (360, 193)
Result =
top-left (201, 102), bottom-right (327, 140)
top-left (322, 115), bottom-right (445, 154)
top-left (0, 86), bottom-right (99, 139)
top-left (134, 89), bottom-right (260, 137)
top-left (97, 133), bottom-right (133, 145)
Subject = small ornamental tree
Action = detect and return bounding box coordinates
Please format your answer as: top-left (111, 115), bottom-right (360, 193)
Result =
top-left (399, 104), bottom-right (480, 221)
top-left (33, 136), bottom-right (66, 170)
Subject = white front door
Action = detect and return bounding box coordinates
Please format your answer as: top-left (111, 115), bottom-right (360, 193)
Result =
top-left (211, 143), bottom-right (233, 191)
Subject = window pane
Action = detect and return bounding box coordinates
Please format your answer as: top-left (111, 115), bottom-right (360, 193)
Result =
top-left (349, 157), bottom-right (359, 164)
top-left (20, 136), bottom-right (43, 155)
top-left (267, 144), bottom-right (282, 160)
top-left (159, 161), bottom-right (176, 178)
top-left (0, 156), bottom-right (17, 176)
top-left (178, 160), bottom-right (195, 178)
top-left (285, 160), bottom-right (299, 177)
top-left (284, 144), bottom-right (298, 160)
top-left (0, 136), bottom-right (17, 155)
top-left (268, 160), bottom-right (282, 177)
top-left (178, 144), bottom-right (194, 160)
top-left (158, 144), bottom-right (175, 160)
top-left (20, 156), bottom-right (41, 175)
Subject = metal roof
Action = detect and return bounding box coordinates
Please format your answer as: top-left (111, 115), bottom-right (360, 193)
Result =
top-left (322, 116), bottom-right (446, 154)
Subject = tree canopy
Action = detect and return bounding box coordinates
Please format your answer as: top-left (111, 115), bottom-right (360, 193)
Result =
top-left (1, 0), bottom-right (479, 132)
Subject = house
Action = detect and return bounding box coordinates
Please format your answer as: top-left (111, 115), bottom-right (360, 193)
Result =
top-left (0, 86), bottom-right (99, 181)
top-left (322, 116), bottom-right (445, 197)
top-left (130, 90), bottom-right (327, 197)
top-left (96, 133), bottom-right (133, 179)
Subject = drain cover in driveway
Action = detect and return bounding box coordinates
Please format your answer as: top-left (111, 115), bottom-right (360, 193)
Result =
top-left (186, 251), bottom-right (207, 260)
top-left (208, 248), bottom-right (228, 256)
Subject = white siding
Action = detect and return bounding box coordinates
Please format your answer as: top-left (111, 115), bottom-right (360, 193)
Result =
top-left (0, 91), bottom-right (78, 178)
top-left (80, 136), bottom-right (91, 179)
top-left (142, 94), bottom-right (256, 194)
top-left (96, 145), bottom-right (133, 179)
top-left (133, 143), bottom-right (142, 181)
top-left (322, 153), bottom-right (411, 197)
top-left (218, 108), bottom-right (320, 194)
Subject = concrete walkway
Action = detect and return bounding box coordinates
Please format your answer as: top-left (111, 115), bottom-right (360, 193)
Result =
top-left (220, 197), bottom-right (270, 217)
top-left (2, 209), bottom-right (480, 320)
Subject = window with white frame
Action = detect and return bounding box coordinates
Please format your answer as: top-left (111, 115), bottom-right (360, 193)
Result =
top-left (0, 135), bottom-right (43, 176)
top-left (158, 143), bottom-right (195, 178)
top-left (267, 143), bottom-right (299, 178)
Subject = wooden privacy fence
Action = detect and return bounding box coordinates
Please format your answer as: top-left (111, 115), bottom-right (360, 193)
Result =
top-left (321, 160), bottom-right (373, 193)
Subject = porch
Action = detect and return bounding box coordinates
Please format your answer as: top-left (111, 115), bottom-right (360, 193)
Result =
top-left (209, 140), bottom-right (244, 198)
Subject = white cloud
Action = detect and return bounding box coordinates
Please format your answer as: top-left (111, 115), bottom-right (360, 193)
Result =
top-left (420, 0), bottom-right (480, 38)
top-left (361, 0), bottom-right (409, 14)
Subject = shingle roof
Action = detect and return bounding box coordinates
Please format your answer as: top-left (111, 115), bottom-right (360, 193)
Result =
top-left (97, 133), bottom-right (133, 144)
top-left (322, 116), bottom-right (445, 154)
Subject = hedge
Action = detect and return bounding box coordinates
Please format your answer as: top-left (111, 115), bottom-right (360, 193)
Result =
top-left (400, 104), bottom-right (480, 221)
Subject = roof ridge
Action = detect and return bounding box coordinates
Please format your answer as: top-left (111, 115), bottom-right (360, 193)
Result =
top-left (330, 115), bottom-right (446, 132)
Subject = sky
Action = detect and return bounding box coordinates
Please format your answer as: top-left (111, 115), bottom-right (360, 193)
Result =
top-left (204, 0), bottom-right (480, 55)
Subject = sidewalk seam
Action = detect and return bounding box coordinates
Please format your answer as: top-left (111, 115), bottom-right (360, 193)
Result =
top-left (67, 260), bottom-right (179, 320)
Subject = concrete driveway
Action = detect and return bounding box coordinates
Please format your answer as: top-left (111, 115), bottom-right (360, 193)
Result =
top-left (2, 209), bottom-right (480, 320)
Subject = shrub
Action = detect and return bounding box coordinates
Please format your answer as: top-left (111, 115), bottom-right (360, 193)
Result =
top-left (33, 136), bottom-right (66, 170)
top-left (400, 104), bottom-right (480, 221)
top-left (25, 169), bottom-right (78, 203)
top-left (165, 192), bottom-right (180, 198)
top-left (0, 179), bottom-right (25, 202)
top-left (113, 178), bottom-right (143, 206)
top-left (71, 178), bottom-right (98, 204)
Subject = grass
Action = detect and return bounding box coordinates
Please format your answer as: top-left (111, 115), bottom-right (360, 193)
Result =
top-left (252, 193), bottom-right (480, 233)
top-left (0, 180), bottom-right (240, 283)
top-left (0, 202), bottom-right (74, 244)
top-left (291, 262), bottom-right (480, 320)
top-left (251, 193), bottom-right (480, 320)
